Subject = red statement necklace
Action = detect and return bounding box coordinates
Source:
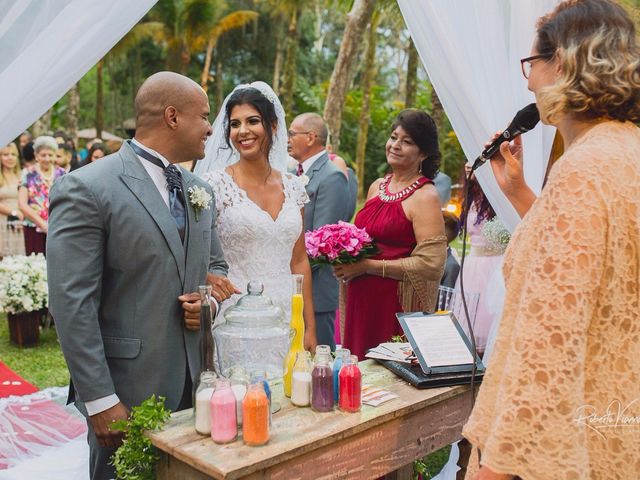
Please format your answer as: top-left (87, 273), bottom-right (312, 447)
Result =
top-left (377, 174), bottom-right (429, 202)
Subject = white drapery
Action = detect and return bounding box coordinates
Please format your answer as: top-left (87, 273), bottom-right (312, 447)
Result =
top-left (0, 0), bottom-right (157, 148)
top-left (397, 0), bottom-right (559, 232)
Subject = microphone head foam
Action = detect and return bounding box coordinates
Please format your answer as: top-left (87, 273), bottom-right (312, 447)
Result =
top-left (513, 103), bottom-right (540, 131)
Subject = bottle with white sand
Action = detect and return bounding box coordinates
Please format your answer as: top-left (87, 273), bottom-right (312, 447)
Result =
top-left (228, 365), bottom-right (249, 425)
top-left (194, 371), bottom-right (217, 434)
top-left (291, 351), bottom-right (312, 407)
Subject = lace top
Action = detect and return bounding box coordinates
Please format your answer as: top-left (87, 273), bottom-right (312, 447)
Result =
top-left (463, 121), bottom-right (640, 479)
top-left (203, 170), bottom-right (309, 321)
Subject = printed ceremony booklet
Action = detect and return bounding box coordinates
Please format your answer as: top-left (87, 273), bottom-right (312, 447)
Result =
top-left (396, 311), bottom-right (485, 375)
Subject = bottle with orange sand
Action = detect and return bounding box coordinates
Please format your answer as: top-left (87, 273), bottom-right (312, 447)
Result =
top-left (242, 382), bottom-right (270, 446)
top-left (283, 274), bottom-right (305, 397)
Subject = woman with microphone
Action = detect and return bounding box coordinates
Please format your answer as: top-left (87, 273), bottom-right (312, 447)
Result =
top-left (463, 1), bottom-right (640, 479)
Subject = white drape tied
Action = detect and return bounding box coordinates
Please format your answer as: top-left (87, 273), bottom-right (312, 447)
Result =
top-left (0, 0), bottom-right (157, 148)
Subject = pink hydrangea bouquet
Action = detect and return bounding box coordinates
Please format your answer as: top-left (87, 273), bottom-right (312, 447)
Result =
top-left (305, 221), bottom-right (378, 265)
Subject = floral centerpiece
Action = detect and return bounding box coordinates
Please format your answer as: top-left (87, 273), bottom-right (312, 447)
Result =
top-left (481, 217), bottom-right (511, 254)
top-left (0, 254), bottom-right (48, 346)
top-left (305, 221), bottom-right (378, 265)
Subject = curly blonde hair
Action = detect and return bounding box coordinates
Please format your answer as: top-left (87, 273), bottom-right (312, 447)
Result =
top-left (535, 0), bottom-right (640, 124)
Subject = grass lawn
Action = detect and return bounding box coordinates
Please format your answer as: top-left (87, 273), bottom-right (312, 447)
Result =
top-left (0, 312), bottom-right (69, 389)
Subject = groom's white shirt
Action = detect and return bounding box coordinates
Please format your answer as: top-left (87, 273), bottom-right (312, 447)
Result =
top-left (84, 138), bottom-right (218, 416)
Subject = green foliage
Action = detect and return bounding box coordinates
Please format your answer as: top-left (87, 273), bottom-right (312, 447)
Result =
top-left (0, 313), bottom-right (69, 389)
top-left (415, 445), bottom-right (452, 479)
top-left (111, 395), bottom-right (171, 480)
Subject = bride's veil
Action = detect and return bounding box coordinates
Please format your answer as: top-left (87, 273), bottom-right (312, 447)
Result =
top-left (194, 81), bottom-right (289, 175)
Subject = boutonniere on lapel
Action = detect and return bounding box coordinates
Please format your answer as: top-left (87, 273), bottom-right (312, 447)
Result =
top-left (299, 174), bottom-right (310, 187)
top-left (187, 186), bottom-right (212, 221)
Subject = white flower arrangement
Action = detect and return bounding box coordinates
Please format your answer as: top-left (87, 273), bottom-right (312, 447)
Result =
top-left (0, 254), bottom-right (48, 314)
top-left (299, 174), bottom-right (310, 187)
top-left (187, 186), bottom-right (213, 221)
top-left (481, 217), bottom-right (511, 254)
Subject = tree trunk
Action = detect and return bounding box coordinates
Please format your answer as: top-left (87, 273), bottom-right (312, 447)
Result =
top-left (430, 82), bottom-right (445, 169)
top-left (215, 55), bottom-right (224, 113)
top-left (272, 16), bottom-right (286, 94)
top-left (96, 60), bottom-right (104, 139)
top-left (31, 108), bottom-right (53, 138)
top-left (201, 37), bottom-right (216, 90)
top-left (67, 83), bottom-right (80, 144)
top-left (405, 39), bottom-right (418, 108)
top-left (355, 12), bottom-right (380, 201)
top-left (323, 0), bottom-right (376, 152)
top-left (280, 6), bottom-right (300, 118)
top-left (430, 82), bottom-right (444, 132)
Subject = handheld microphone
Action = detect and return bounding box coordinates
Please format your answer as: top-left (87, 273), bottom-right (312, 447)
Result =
top-left (471, 103), bottom-right (540, 171)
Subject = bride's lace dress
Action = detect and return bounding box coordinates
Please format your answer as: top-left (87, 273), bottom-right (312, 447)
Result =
top-left (204, 170), bottom-right (308, 321)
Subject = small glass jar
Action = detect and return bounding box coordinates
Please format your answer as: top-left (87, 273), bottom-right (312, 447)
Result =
top-left (210, 378), bottom-right (237, 443)
top-left (242, 382), bottom-right (270, 446)
top-left (311, 345), bottom-right (334, 412)
top-left (194, 371), bottom-right (216, 435)
top-left (228, 366), bottom-right (249, 425)
top-left (291, 351), bottom-right (312, 407)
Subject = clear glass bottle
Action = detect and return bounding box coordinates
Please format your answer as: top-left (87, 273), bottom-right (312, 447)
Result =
top-left (332, 348), bottom-right (351, 404)
top-left (284, 274), bottom-right (305, 397)
top-left (228, 366), bottom-right (249, 426)
top-left (210, 378), bottom-right (237, 444)
top-left (290, 351), bottom-right (312, 407)
top-left (339, 355), bottom-right (362, 413)
top-left (194, 371), bottom-right (216, 435)
top-left (242, 382), bottom-right (270, 446)
top-left (192, 286), bottom-right (217, 410)
top-left (311, 345), bottom-right (334, 412)
top-left (199, 285), bottom-right (216, 373)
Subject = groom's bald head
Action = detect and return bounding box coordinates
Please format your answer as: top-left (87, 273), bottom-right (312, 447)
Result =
top-left (133, 72), bottom-right (212, 163)
top-left (134, 72), bottom-right (205, 128)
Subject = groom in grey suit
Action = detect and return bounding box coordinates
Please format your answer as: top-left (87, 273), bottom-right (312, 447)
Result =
top-left (288, 113), bottom-right (350, 350)
top-left (47, 72), bottom-right (230, 480)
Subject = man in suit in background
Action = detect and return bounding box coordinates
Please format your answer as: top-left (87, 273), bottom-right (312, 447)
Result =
top-left (47, 72), bottom-right (231, 480)
top-left (288, 113), bottom-right (350, 350)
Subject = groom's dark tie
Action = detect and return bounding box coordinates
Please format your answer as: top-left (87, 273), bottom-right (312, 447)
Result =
top-left (131, 142), bottom-right (186, 242)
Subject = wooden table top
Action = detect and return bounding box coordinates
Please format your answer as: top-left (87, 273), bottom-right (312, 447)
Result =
top-left (148, 360), bottom-right (469, 480)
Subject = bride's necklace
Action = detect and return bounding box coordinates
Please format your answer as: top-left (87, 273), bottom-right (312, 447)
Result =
top-left (378, 174), bottom-right (426, 202)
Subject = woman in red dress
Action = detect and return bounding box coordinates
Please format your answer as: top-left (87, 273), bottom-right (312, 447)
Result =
top-left (334, 109), bottom-right (447, 359)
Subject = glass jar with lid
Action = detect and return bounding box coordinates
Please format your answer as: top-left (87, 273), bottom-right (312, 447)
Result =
top-left (213, 281), bottom-right (291, 382)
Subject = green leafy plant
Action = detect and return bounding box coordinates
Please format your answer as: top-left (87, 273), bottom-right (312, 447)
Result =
top-left (110, 395), bottom-right (171, 480)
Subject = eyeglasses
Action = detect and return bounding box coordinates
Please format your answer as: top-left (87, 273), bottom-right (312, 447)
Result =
top-left (520, 53), bottom-right (554, 79)
top-left (287, 130), bottom-right (312, 138)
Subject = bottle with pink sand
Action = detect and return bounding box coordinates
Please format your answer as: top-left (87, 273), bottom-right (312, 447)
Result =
top-left (210, 378), bottom-right (237, 443)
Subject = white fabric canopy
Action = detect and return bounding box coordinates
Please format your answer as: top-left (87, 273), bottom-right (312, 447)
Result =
top-left (0, 0), bottom-right (157, 148)
top-left (397, 0), bottom-right (560, 232)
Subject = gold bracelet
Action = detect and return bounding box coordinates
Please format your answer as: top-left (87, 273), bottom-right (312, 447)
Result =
top-left (382, 259), bottom-right (386, 278)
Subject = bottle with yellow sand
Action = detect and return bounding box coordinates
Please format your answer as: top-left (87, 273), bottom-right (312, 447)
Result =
top-left (284, 274), bottom-right (305, 397)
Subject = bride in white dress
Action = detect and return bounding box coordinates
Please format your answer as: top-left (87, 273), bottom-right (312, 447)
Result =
top-left (195, 81), bottom-right (317, 351)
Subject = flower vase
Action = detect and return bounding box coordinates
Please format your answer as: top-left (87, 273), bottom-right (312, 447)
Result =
top-left (7, 310), bottom-right (41, 347)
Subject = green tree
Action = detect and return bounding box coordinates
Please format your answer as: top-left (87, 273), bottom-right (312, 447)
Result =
top-left (323, 0), bottom-right (376, 151)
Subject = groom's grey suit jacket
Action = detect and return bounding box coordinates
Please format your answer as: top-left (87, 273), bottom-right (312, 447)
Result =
top-left (303, 152), bottom-right (351, 312)
top-left (47, 141), bottom-right (228, 412)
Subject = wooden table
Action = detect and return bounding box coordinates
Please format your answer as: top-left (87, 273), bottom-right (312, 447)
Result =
top-left (148, 360), bottom-right (474, 480)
